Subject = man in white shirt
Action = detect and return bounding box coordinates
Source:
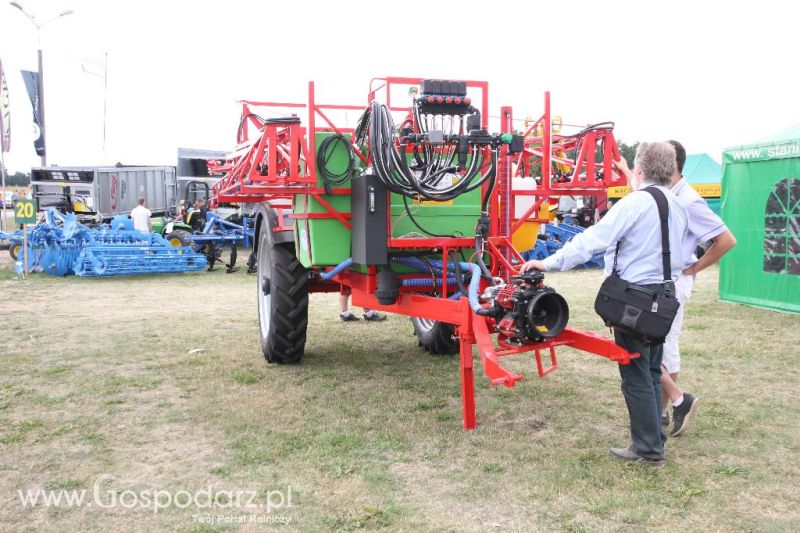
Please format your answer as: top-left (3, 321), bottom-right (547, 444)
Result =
top-left (130, 197), bottom-right (152, 234)
top-left (521, 142), bottom-right (688, 464)
top-left (661, 141), bottom-right (737, 437)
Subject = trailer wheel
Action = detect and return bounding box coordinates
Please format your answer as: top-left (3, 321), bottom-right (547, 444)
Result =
top-left (257, 225), bottom-right (308, 364)
top-left (165, 229), bottom-right (192, 248)
top-left (411, 318), bottom-right (459, 355)
top-left (9, 243), bottom-right (21, 261)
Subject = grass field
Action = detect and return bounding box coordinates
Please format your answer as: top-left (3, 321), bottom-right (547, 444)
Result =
top-left (0, 255), bottom-right (798, 532)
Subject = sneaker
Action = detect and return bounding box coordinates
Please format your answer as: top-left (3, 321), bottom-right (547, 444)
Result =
top-left (671, 393), bottom-right (699, 437)
top-left (609, 446), bottom-right (664, 466)
top-left (340, 312), bottom-right (360, 322)
top-left (661, 411), bottom-right (671, 427)
top-left (363, 311), bottom-right (387, 322)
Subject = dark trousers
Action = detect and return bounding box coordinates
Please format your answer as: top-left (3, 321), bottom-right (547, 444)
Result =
top-left (615, 330), bottom-right (667, 459)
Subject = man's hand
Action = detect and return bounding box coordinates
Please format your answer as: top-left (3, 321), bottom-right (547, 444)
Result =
top-left (613, 156), bottom-right (633, 181)
top-left (519, 259), bottom-right (546, 273)
top-left (682, 230), bottom-right (737, 277)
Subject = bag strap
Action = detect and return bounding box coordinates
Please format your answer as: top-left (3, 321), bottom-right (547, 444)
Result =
top-left (641, 186), bottom-right (672, 284)
top-left (611, 242), bottom-right (620, 274)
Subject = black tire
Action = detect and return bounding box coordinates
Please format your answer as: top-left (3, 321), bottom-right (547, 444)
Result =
top-left (165, 229), bottom-right (193, 248)
top-left (257, 222), bottom-right (308, 364)
top-left (9, 243), bottom-right (21, 261)
top-left (411, 318), bottom-right (459, 355)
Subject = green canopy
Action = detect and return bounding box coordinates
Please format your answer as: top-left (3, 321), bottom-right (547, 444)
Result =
top-left (723, 125), bottom-right (800, 164)
top-left (719, 126), bottom-right (800, 314)
top-left (682, 153), bottom-right (721, 185)
top-left (683, 153), bottom-right (722, 214)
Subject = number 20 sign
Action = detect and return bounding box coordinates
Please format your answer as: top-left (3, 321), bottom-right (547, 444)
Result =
top-left (14, 199), bottom-right (37, 224)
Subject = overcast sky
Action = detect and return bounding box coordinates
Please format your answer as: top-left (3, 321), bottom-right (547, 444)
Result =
top-left (0, 0), bottom-right (797, 173)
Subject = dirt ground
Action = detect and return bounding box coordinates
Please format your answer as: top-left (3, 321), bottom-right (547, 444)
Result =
top-left (0, 252), bottom-right (798, 532)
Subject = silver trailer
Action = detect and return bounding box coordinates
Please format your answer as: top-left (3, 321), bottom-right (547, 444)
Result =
top-left (31, 166), bottom-right (177, 223)
top-left (177, 147), bottom-right (226, 204)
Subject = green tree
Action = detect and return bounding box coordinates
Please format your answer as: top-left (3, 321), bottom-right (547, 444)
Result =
top-left (10, 172), bottom-right (30, 186)
top-left (616, 140), bottom-right (639, 166)
top-left (0, 164), bottom-right (31, 186)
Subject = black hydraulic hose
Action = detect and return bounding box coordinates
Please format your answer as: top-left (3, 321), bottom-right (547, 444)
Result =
top-left (401, 195), bottom-right (454, 238)
top-left (236, 113), bottom-right (266, 144)
top-left (367, 101), bottom-right (495, 202)
top-left (354, 105), bottom-right (371, 146)
top-left (475, 236), bottom-right (493, 279)
top-left (317, 134), bottom-right (355, 194)
top-left (448, 249), bottom-right (469, 296)
top-left (480, 147), bottom-right (499, 213)
top-left (414, 254), bottom-right (439, 294)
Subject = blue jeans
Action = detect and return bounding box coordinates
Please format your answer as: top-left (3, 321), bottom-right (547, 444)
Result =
top-left (615, 329), bottom-right (667, 459)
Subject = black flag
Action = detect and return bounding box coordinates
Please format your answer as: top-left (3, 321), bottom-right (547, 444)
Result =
top-left (21, 69), bottom-right (45, 156)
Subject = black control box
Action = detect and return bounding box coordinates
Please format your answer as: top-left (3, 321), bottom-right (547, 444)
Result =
top-left (418, 79), bottom-right (472, 115)
top-left (351, 174), bottom-right (388, 265)
top-left (420, 79), bottom-right (467, 98)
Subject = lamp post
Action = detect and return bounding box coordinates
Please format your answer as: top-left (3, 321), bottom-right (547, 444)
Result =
top-left (9, 2), bottom-right (73, 166)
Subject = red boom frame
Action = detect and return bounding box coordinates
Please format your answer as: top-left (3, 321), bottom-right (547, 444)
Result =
top-left (211, 77), bottom-right (637, 429)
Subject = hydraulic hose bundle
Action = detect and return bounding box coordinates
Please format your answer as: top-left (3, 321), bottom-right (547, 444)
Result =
top-left (366, 100), bottom-right (498, 204)
top-left (346, 80), bottom-right (527, 312)
top-left (362, 83), bottom-right (518, 272)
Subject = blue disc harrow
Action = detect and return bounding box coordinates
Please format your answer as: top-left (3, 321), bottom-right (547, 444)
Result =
top-left (1, 209), bottom-right (207, 277)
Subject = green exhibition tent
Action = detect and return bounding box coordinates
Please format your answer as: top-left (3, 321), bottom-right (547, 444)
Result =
top-left (682, 153), bottom-right (722, 213)
top-left (719, 125), bottom-right (800, 314)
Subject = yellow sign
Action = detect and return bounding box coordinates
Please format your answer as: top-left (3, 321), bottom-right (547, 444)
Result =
top-left (607, 183), bottom-right (721, 199)
top-left (691, 183), bottom-right (721, 197)
top-left (607, 185), bottom-right (631, 198)
top-left (415, 198), bottom-right (453, 206)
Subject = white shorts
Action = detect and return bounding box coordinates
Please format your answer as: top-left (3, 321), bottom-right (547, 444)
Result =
top-left (662, 272), bottom-right (694, 374)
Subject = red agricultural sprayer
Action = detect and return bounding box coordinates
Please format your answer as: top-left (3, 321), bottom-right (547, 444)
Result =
top-left (210, 76), bottom-right (633, 429)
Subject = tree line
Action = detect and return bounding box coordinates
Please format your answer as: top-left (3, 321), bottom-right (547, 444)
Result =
top-left (1, 167), bottom-right (31, 186)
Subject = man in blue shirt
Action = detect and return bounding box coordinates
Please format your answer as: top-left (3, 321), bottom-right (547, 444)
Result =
top-left (521, 142), bottom-right (688, 464)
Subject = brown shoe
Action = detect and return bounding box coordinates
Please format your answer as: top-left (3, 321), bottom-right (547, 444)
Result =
top-left (609, 446), bottom-right (664, 466)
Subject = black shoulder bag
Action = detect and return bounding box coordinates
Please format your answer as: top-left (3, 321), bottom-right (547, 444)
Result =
top-left (593, 187), bottom-right (680, 344)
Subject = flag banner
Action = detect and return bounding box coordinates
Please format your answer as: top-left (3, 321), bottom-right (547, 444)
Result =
top-left (0, 59), bottom-right (10, 152)
top-left (21, 69), bottom-right (44, 156)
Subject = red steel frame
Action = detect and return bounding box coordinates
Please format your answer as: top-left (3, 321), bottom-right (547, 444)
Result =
top-left (504, 93), bottom-right (626, 234)
top-left (211, 77), bottom-right (637, 429)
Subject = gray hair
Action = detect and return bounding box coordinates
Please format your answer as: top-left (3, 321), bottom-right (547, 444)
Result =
top-left (633, 142), bottom-right (676, 186)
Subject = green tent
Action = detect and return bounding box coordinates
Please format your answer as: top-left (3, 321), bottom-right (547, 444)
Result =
top-left (683, 153), bottom-right (722, 214)
top-left (719, 126), bottom-right (800, 314)
top-left (683, 153), bottom-right (721, 184)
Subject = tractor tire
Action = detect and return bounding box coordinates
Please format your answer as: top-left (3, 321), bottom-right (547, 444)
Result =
top-left (257, 225), bottom-right (308, 364)
top-left (9, 243), bottom-right (21, 261)
top-left (165, 229), bottom-right (193, 248)
top-left (411, 318), bottom-right (459, 355)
